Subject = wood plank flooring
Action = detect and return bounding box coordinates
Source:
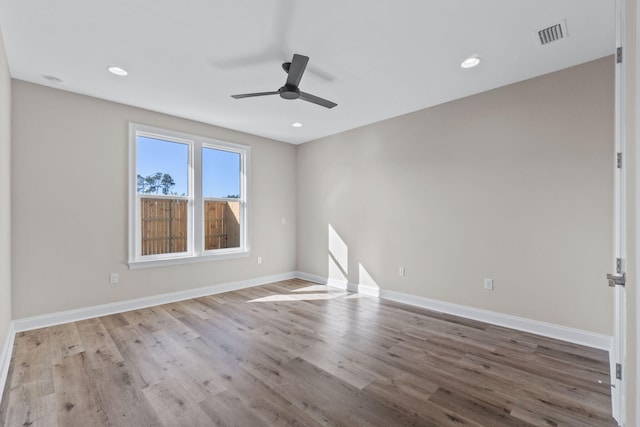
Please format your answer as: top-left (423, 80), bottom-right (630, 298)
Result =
top-left (0, 279), bottom-right (617, 426)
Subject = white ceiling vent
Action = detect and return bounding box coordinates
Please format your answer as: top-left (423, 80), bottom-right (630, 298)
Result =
top-left (537, 20), bottom-right (569, 45)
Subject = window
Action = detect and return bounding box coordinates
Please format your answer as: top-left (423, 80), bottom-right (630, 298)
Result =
top-left (129, 124), bottom-right (250, 267)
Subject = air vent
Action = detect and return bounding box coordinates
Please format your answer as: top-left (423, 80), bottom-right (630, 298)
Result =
top-left (537, 20), bottom-right (568, 45)
top-left (43, 75), bottom-right (64, 85)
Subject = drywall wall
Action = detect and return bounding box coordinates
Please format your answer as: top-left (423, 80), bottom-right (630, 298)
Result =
top-left (0, 30), bottom-right (12, 353)
top-left (11, 81), bottom-right (297, 318)
top-left (297, 57), bottom-right (615, 335)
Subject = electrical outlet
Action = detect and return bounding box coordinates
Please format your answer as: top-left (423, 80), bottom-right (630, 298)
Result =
top-left (484, 278), bottom-right (494, 290)
top-left (109, 273), bottom-right (119, 284)
top-left (257, 256), bottom-right (262, 265)
top-left (399, 267), bottom-right (405, 277)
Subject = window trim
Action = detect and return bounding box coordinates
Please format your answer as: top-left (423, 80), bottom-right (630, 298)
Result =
top-left (128, 123), bottom-right (250, 268)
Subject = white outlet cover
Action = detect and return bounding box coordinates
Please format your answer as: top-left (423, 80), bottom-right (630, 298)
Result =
top-left (484, 278), bottom-right (494, 290)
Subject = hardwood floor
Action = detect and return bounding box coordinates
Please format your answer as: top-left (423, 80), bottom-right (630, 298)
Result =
top-left (0, 279), bottom-right (616, 426)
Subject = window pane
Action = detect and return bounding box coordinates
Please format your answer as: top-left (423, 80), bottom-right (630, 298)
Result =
top-left (202, 148), bottom-right (240, 198)
top-left (140, 198), bottom-right (188, 255)
top-left (137, 136), bottom-right (188, 195)
top-left (137, 135), bottom-right (189, 256)
top-left (204, 201), bottom-right (240, 250)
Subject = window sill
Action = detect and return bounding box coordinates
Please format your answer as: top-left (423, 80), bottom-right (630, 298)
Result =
top-left (128, 250), bottom-right (250, 270)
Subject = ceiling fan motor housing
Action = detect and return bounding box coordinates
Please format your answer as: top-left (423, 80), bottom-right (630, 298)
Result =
top-left (279, 85), bottom-right (300, 99)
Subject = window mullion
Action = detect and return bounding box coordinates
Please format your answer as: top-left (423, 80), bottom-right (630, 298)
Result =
top-left (193, 140), bottom-right (203, 255)
top-left (241, 149), bottom-right (250, 252)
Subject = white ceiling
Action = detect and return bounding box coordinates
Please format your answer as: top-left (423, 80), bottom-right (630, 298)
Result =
top-left (0, 0), bottom-right (615, 144)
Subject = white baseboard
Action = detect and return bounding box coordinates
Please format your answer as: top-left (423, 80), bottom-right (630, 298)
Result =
top-left (380, 289), bottom-right (612, 351)
top-left (354, 284), bottom-right (380, 297)
top-left (295, 272), bottom-right (362, 293)
top-left (0, 321), bottom-right (15, 405)
top-left (13, 272), bottom-right (297, 332)
top-left (303, 274), bottom-right (358, 293)
top-left (3, 271), bottom-right (613, 411)
top-left (328, 279), bottom-right (350, 290)
top-left (295, 271), bottom-right (329, 285)
top-left (9, 269), bottom-right (614, 350)
top-left (295, 271), bottom-right (611, 351)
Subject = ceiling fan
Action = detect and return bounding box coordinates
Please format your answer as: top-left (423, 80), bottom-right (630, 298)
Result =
top-left (231, 54), bottom-right (337, 109)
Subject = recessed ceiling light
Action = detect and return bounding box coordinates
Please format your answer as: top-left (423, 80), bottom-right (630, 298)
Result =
top-left (43, 75), bottom-right (64, 85)
top-left (292, 122), bottom-right (303, 128)
top-left (461, 56), bottom-right (480, 69)
top-left (107, 66), bottom-right (128, 76)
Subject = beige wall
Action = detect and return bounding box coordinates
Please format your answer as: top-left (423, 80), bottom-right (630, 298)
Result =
top-left (0, 31), bottom-right (12, 350)
top-left (297, 57), bottom-right (615, 335)
top-left (11, 80), bottom-right (297, 318)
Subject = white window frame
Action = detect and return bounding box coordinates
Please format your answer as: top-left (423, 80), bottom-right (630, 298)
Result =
top-left (128, 123), bottom-right (250, 268)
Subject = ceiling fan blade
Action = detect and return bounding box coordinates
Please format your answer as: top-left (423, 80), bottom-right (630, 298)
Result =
top-left (299, 91), bottom-right (337, 109)
top-left (286, 54), bottom-right (309, 87)
top-left (231, 91), bottom-right (279, 99)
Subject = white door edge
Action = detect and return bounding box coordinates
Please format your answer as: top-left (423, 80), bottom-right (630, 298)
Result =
top-left (635, 0), bottom-right (640, 425)
top-left (612, 0), bottom-right (627, 424)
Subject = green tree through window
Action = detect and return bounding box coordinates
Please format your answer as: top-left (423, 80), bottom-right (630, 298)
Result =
top-left (137, 172), bottom-right (176, 195)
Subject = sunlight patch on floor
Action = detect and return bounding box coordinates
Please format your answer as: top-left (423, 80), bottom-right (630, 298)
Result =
top-left (291, 285), bottom-right (345, 293)
top-left (248, 291), bottom-right (351, 303)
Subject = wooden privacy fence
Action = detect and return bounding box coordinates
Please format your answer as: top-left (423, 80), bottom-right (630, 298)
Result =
top-left (141, 198), bottom-right (240, 256)
top-left (204, 200), bottom-right (240, 250)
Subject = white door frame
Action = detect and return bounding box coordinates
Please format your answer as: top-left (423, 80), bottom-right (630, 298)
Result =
top-left (634, 1), bottom-right (640, 425)
top-left (612, 0), bottom-right (627, 424)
